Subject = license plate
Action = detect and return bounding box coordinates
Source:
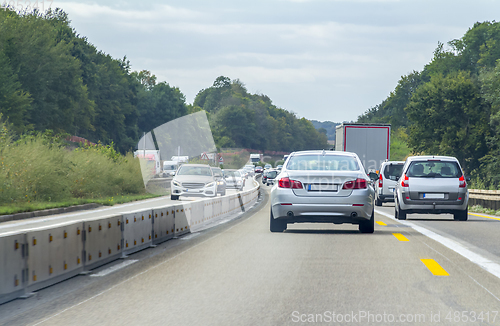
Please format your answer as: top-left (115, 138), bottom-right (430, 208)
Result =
top-left (423, 193), bottom-right (444, 199)
top-left (389, 188), bottom-right (395, 192)
top-left (308, 184), bottom-right (337, 191)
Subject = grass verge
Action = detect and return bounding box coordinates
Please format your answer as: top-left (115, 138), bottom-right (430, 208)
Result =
top-left (468, 205), bottom-right (500, 216)
top-left (0, 193), bottom-right (162, 216)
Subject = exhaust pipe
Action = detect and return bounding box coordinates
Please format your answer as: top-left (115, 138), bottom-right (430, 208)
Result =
top-left (350, 212), bottom-right (358, 218)
top-left (287, 211), bottom-right (294, 217)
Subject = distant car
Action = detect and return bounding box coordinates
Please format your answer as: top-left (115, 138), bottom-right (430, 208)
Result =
top-left (375, 161), bottom-right (405, 206)
top-left (244, 164), bottom-right (255, 177)
top-left (270, 150), bottom-right (376, 233)
top-left (262, 170), bottom-right (270, 184)
top-left (211, 167), bottom-right (227, 196)
top-left (265, 170), bottom-right (278, 186)
top-left (254, 166), bottom-right (263, 174)
top-left (223, 169), bottom-right (245, 191)
top-left (239, 169), bottom-right (248, 179)
top-left (170, 164), bottom-right (216, 200)
top-left (394, 156), bottom-right (469, 221)
top-left (276, 164), bottom-right (283, 172)
top-left (264, 164), bottom-right (272, 170)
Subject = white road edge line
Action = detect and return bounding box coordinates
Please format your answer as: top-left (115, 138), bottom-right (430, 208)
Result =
top-left (90, 260), bottom-right (138, 277)
top-left (375, 209), bottom-right (500, 280)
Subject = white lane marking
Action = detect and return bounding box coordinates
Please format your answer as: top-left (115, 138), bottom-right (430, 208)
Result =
top-left (375, 209), bottom-right (500, 280)
top-left (90, 260), bottom-right (138, 277)
top-left (179, 233), bottom-right (200, 240)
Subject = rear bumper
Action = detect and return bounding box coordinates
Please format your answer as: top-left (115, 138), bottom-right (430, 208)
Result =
top-left (398, 191), bottom-right (468, 212)
top-left (271, 188), bottom-right (374, 224)
top-left (377, 194), bottom-right (395, 202)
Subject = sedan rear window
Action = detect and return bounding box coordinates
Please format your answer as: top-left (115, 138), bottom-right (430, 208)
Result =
top-left (286, 155), bottom-right (359, 171)
top-left (383, 164), bottom-right (404, 180)
top-left (406, 161), bottom-right (462, 178)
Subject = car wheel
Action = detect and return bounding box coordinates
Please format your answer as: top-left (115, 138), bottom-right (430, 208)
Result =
top-left (397, 203), bottom-right (407, 220)
top-left (359, 209), bottom-right (375, 233)
top-left (171, 195), bottom-right (179, 200)
top-left (454, 208), bottom-right (468, 221)
top-left (375, 197), bottom-right (382, 206)
top-left (270, 210), bottom-right (287, 232)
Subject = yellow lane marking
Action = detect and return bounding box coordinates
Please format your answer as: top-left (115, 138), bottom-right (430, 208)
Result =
top-left (376, 221), bottom-right (387, 226)
top-left (469, 213), bottom-right (500, 221)
top-left (392, 233), bottom-right (409, 241)
top-left (421, 259), bottom-right (449, 276)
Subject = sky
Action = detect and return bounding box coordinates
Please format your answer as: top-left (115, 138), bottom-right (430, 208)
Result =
top-left (51, 0), bottom-right (500, 122)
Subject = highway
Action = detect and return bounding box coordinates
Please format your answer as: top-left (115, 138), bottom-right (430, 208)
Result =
top-left (2, 185), bottom-right (500, 325)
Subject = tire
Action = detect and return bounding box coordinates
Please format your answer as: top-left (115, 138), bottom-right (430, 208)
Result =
top-left (375, 197), bottom-right (382, 206)
top-left (359, 209), bottom-right (375, 233)
top-left (171, 195), bottom-right (179, 200)
top-left (397, 203), bottom-right (407, 220)
top-left (270, 210), bottom-right (287, 232)
top-left (266, 183), bottom-right (269, 186)
top-left (454, 208), bottom-right (468, 221)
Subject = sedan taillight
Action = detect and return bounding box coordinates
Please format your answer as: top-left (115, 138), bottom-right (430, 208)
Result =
top-left (342, 178), bottom-right (367, 190)
top-left (401, 174), bottom-right (409, 187)
top-left (278, 177), bottom-right (303, 189)
top-left (459, 175), bottom-right (466, 188)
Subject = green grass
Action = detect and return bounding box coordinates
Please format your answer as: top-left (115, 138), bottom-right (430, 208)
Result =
top-left (468, 205), bottom-right (500, 216)
top-left (0, 193), bottom-right (161, 215)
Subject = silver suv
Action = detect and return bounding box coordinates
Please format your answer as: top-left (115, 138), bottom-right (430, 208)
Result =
top-left (394, 156), bottom-right (469, 221)
top-left (375, 161), bottom-right (404, 206)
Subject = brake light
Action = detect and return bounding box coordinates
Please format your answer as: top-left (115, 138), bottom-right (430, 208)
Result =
top-left (459, 175), bottom-right (466, 188)
top-left (342, 178), bottom-right (367, 190)
top-left (378, 174), bottom-right (383, 187)
top-left (278, 177), bottom-right (303, 189)
top-left (401, 174), bottom-right (409, 187)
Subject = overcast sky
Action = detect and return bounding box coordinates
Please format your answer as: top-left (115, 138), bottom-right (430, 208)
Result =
top-left (52, 0), bottom-right (500, 122)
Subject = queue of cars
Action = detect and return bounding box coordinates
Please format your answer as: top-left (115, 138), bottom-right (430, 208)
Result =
top-left (268, 151), bottom-right (470, 233)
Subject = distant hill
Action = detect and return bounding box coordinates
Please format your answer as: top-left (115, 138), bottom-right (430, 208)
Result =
top-left (310, 120), bottom-right (340, 141)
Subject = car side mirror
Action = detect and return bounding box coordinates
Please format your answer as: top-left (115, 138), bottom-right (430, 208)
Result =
top-left (169, 172), bottom-right (175, 176)
top-left (368, 172), bottom-right (378, 181)
top-left (465, 176), bottom-right (471, 182)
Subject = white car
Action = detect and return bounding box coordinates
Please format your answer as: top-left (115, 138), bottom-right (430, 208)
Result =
top-left (375, 161), bottom-right (404, 206)
top-left (170, 164), bottom-right (217, 200)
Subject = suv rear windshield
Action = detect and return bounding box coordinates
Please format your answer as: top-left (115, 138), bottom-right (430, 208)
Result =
top-left (406, 160), bottom-right (462, 178)
top-left (383, 164), bottom-right (404, 180)
top-left (286, 155), bottom-right (359, 171)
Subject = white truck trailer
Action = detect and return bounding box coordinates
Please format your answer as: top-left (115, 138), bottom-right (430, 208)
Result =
top-left (335, 123), bottom-right (391, 173)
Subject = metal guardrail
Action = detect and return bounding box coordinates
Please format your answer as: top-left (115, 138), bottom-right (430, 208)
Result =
top-left (468, 189), bottom-right (500, 210)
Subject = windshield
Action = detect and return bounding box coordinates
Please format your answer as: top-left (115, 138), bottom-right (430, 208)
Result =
top-left (286, 154), bottom-right (360, 171)
top-left (383, 164), bottom-right (404, 180)
top-left (177, 166), bottom-right (212, 176)
top-left (406, 161), bottom-right (462, 178)
top-left (224, 171), bottom-right (240, 178)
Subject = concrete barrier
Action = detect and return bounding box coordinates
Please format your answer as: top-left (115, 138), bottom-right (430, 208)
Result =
top-left (0, 232), bottom-right (27, 304)
top-left (0, 178), bottom-right (260, 304)
top-left (84, 215), bottom-right (123, 270)
top-left (122, 209), bottom-right (153, 256)
top-left (26, 222), bottom-right (84, 293)
top-left (152, 207), bottom-right (175, 244)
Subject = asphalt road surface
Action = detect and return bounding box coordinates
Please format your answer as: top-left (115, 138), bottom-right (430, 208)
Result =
top-left (2, 186), bottom-right (500, 325)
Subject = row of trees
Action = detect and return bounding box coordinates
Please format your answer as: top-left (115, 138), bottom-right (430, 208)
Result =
top-left (193, 76), bottom-right (329, 152)
top-left (0, 9), bottom-right (187, 153)
top-left (0, 9), bottom-right (327, 155)
top-left (357, 21), bottom-right (500, 187)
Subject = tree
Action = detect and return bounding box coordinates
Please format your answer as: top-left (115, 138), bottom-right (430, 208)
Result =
top-left (405, 72), bottom-right (489, 173)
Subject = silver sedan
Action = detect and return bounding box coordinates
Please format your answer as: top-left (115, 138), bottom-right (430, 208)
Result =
top-left (270, 150), bottom-right (376, 233)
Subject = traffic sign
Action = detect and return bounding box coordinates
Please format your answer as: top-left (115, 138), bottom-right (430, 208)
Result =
top-left (201, 152), bottom-right (209, 160)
